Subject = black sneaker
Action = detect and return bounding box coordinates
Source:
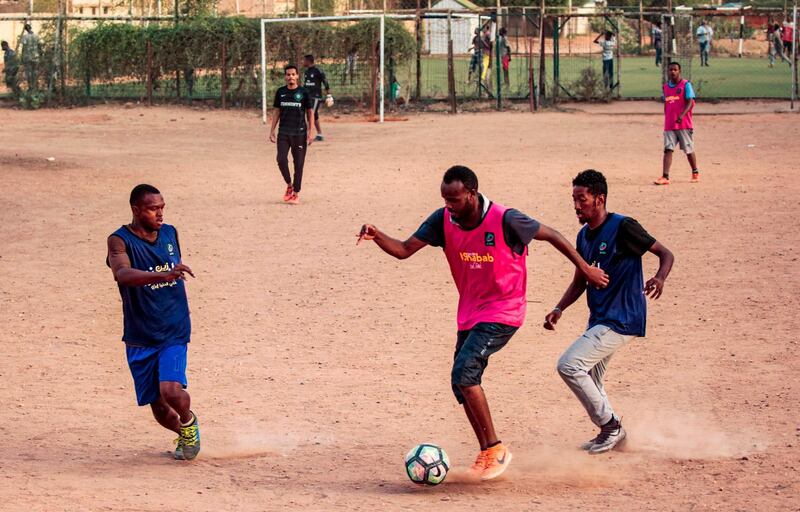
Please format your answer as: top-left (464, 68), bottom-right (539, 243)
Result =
top-left (588, 418), bottom-right (626, 455)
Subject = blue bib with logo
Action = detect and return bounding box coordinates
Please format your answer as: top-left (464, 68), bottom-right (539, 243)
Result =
top-left (109, 224), bottom-right (191, 346)
top-left (577, 213), bottom-right (646, 336)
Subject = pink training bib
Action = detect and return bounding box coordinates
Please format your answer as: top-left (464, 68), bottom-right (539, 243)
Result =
top-left (443, 202), bottom-right (527, 331)
top-left (663, 79), bottom-right (693, 130)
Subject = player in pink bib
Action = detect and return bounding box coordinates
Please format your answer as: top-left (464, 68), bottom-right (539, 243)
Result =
top-left (655, 62), bottom-right (701, 186)
top-left (358, 166), bottom-right (609, 481)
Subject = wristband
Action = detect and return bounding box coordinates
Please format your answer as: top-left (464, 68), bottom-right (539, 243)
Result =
top-left (552, 307), bottom-right (562, 314)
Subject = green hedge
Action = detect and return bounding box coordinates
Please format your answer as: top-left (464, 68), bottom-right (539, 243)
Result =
top-left (70, 17), bottom-right (415, 88)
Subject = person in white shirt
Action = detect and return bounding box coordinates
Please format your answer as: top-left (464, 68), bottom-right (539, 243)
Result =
top-left (696, 20), bottom-right (713, 67)
top-left (593, 30), bottom-right (616, 90)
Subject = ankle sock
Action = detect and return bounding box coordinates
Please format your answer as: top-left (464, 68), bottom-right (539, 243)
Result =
top-left (181, 412), bottom-right (195, 427)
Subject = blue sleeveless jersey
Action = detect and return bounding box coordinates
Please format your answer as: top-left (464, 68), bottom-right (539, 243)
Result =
top-left (577, 213), bottom-right (646, 336)
top-left (109, 224), bottom-right (191, 347)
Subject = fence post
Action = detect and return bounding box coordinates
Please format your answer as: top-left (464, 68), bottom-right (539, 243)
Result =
top-left (638, 0), bottom-right (643, 54)
top-left (792, 5), bottom-right (798, 109)
top-left (84, 41), bottom-right (91, 100)
top-left (738, 10), bottom-right (744, 58)
top-left (538, 11), bottom-right (546, 106)
top-left (146, 40), bottom-right (153, 106)
top-left (553, 16), bottom-right (559, 103)
top-left (221, 39), bottom-right (228, 109)
top-left (616, 16), bottom-right (622, 99)
top-left (59, 4), bottom-right (66, 103)
top-left (415, 0), bottom-right (422, 101)
top-left (370, 40), bottom-right (377, 115)
top-left (447, 11), bottom-right (456, 114)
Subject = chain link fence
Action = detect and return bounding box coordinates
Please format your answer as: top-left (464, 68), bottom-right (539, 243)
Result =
top-left (1, 7), bottom-right (798, 110)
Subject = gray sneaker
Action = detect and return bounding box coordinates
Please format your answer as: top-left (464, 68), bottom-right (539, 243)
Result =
top-left (174, 412), bottom-right (200, 460)
top-left (580, 434), bottom-right (601, 450)
top-left (588, 421), bottom-right (626, 455)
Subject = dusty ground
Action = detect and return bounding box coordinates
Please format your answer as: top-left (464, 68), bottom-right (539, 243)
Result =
top-left (0, 102), bottom-right (798, 511)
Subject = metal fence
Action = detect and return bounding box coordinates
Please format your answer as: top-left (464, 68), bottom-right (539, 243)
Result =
top-left (1, 6), bottom-right (799, 110)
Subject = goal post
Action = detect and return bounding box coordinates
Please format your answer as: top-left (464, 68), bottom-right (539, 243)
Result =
top-left (260, 14), bottom-right (387, 124)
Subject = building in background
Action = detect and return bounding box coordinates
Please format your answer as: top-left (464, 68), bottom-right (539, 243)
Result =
top-left (423, 0), bottom-right (479, 55)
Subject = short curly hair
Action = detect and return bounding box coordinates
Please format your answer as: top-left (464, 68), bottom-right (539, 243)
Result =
top-left (572, 169), bottom-right (607, 197)
top-left (443, 165), bottom-right (478, 192)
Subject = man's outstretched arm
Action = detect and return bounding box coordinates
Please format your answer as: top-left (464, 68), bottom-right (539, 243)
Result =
top-left (357, 224), bottom-right (428, 260)
top-left (534, 224), bottom-right (609, 288)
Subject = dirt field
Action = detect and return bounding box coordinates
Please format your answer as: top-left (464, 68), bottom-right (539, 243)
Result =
top-left (1, 102), bottom-right (798, 511)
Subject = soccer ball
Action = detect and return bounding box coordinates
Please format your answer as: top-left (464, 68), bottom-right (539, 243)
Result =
top-left (325, 94), bottom-right (334, 107)
top-left (404, 443), bottom-right (450, 485)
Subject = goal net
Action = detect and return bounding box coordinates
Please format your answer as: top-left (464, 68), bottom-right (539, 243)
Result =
top-left (260, 15), bottom-right (388, 123)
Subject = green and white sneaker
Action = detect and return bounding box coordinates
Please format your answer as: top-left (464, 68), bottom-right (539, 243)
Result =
top-left (174, 412), bottom-right (201, 460)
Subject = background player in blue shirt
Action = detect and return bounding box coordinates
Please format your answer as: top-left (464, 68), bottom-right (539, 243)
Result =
top-left (544, 170), bottom-right (674, 455)
top-left (106, 184), bottom-right (201, 460)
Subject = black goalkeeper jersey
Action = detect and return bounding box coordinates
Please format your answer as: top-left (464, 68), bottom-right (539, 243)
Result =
top-left (273, 86), bottom-right (312, 136)
top-left (303, 66), bottom-right (329, 99)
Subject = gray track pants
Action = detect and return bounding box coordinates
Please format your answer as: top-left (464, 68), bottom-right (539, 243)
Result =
top-left (557, 324), bottom-right (635, 426)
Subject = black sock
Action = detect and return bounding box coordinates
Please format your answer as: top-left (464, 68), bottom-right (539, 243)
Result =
top-left (602, 416), bottom-right (619, 429)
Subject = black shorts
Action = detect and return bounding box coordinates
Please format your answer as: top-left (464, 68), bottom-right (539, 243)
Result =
top-left (451, 322), bottom-right (518, 404)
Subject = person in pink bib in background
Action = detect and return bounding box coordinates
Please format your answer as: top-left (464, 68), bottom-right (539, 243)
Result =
top-left (357, 165), bottom-right (609, 481)
top-left (655, 62), bottom-right (701, 186)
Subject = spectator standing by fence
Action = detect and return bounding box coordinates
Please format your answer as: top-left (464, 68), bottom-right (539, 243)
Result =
top-left (652, 21), bottom-right (663, 67)
top-left (20, 24), bottom-right (39, 91)
top-left (782, 19), bottom-right (794, 57)
top-left (468, 28), bottom-right (481, 83)
top-left (696, 20), bottom-right (713, 67)
top-left (594, 31), bottom-right (616, 91)
top-left (497, 27), bottom-right (511, 87)
top-left (2, 40), bottom-right (20, 98)
top-left (480, 25), bottom-right (492, 84)
top-left (769, 24), bottom-right (791, 67)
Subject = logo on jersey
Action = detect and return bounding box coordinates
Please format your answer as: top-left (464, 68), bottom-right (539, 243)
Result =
top-left (484, 232), bottom-right (495, 247)
top-left (599, 241), bottom-right (608, 255)
top-left (459, 251), bottom-right (494, 270)
top-left (294, 92), bottom-right (303, 101)
top-left (167, 243), bottom-right (174, 255)
top-left (146, 262), bottom-right (179, 290)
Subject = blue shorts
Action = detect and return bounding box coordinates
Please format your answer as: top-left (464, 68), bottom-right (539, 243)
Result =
top-left (126, 343), bottom-right (188, 406)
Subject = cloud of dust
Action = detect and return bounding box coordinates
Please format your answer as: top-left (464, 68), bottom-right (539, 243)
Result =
top-left (200, 424), bottom-right (333, 460)
top-left (623, 408), bottom-right (768, 459)
top-left (441, 448), bottom-right (624, 488)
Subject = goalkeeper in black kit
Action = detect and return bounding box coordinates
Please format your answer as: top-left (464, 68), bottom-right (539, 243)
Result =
top-left (303, 54), bottom-right (333, 142)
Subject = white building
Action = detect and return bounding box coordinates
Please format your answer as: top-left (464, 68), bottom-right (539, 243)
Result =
top-left (422, 0), bottom-right (479, 55)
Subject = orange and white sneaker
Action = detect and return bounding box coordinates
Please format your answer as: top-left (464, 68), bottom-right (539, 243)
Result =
top-left (653, 176), bottom-right (670, 186)
top-left (469, 450), bottom-right (489, 477)
top-left (690, 171), bottom-right (700, 183)
top-left (287, 192), bottom-right (300, 205)
top-left (283, 185), bottom-right (294, 202)
top-left (481, 443), bottom-right (512, 481)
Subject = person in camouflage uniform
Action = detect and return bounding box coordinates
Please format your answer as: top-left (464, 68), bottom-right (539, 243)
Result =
top-left (20, 24), bottom-right (40, 91)
top-left (2, 40), bottom-right (21, 98)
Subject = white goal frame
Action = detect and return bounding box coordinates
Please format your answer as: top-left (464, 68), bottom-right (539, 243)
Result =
top-left (260, 14), bottom-right (387, 124)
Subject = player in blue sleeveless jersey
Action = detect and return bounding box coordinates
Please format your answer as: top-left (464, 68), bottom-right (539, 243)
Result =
top-left (544, 170), bottom-right (674, 455)
top-left (106, 184), bottom-right (201, 460)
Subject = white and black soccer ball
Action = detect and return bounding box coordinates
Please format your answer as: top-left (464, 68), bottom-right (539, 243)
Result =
top-left (404, 443), bottom-right (450, 485)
